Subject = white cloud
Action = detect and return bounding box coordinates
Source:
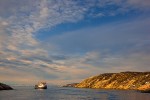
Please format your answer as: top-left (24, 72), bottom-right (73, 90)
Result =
top-left (0, 0), bottom-right (150, 84)
top-left (47, 16), bottom-right (150, 72)
top-left (0, 0), bottom-right (88, 60)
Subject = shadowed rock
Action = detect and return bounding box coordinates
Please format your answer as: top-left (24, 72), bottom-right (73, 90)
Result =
top-left (0, 83), bottom-right (13, 90)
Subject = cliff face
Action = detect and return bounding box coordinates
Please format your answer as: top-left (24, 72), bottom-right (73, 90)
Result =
top-left (75, 72), bottom-right (150, 90)
top-left (0, 83), bottom-right (13, 90)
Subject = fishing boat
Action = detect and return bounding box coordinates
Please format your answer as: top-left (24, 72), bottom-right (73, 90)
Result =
top-left (35, 82), bottom-right (47, 89)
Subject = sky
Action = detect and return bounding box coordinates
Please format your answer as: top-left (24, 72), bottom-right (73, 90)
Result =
top-left (0, 0), bottom-right (150, 85)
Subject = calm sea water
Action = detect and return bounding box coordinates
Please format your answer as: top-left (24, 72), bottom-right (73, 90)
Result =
top-left (0, 86), bottom-right (150, 100)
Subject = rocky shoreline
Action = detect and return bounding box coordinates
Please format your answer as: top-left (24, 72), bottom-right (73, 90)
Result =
top-left (65, 72), bottom-right (150, 93)
top-left (62, 83), bottom-right (79, 87)
top-left (0, 83), bottom-right (13, 90)
top-left (138, 83), bottom-right (150, 93)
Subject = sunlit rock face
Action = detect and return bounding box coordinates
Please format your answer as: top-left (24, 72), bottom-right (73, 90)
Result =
top-left (0, 83), bottom-right (13, 90)
top-left (138, 83), bottom-right (150, 93)
top-left (75, 72), bottom-right (150, 90)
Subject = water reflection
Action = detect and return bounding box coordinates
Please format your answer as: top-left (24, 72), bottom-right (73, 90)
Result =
top-left (0, 86), bottom-right (149, 100)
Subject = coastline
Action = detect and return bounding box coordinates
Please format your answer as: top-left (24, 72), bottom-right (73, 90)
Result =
top-left (64, 72), bottom-right (150, 93)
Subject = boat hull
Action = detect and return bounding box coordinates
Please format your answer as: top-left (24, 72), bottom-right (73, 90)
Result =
top-left (35, 85), bottom-right (47, 89)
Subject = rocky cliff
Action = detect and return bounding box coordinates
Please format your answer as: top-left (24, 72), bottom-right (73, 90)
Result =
top-left (75, 72), bottom-right (150, 91)
top-left (0, 83), bottom-right (13, 90)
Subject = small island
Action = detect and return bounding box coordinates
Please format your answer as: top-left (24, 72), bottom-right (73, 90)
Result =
top-left (0, 83), bottom-right (13, 90)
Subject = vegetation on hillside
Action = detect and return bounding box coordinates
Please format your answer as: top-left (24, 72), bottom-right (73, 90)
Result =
top-left (75, 72), bottom-right (150, 91)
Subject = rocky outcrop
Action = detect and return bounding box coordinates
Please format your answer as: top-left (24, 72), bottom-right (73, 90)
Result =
top-left (0, 83), bottom-right (13, 90)
top-left (62, 83), bottom-right (79, 87)
top-left (138, 83), bottom-right (150, 93)
top-left (75, 72), bottom-right (150, 91)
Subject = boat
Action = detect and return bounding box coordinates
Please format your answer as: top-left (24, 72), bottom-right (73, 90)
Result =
top-left (35, 82), bottom-right (47, 89)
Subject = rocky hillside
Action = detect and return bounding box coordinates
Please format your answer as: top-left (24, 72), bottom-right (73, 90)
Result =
top-left (0, 83), bottom-right (13, 90)
top-left (75, 72), bottom-right (150, 90)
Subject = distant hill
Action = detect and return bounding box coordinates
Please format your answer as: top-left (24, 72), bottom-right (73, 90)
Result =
top-left (0, 83), bottom-right (13, 90)
top-left (75, 72), bottom-right (150, 91)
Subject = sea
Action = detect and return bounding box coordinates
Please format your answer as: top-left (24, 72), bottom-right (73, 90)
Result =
top-left (0, 86), bottom-right (150, 100)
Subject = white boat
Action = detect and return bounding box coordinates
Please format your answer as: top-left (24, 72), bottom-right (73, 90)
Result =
top-left (35, 82), bottom-right (47, 89)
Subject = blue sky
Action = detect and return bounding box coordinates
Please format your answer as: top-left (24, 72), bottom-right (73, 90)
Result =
top-left (0, 0), bottom-right (150, 85)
